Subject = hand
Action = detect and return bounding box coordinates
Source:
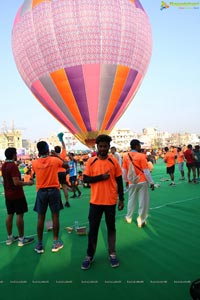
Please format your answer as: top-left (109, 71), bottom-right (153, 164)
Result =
top-left (51, 150), bottom-right (60, 158)
top-left (150, 184), bottom-right (154, 191)
top-left (26, 180), bottom-right (34, 186)
top-left (118, 200), bottom-right (124, 211)
top-left (102, 171), bottom-right (110, 180)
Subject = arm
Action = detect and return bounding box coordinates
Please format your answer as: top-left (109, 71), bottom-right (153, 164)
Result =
top-left (143, 168), bottom-right (154, 190)
top-left (116, 175), bottom-right (124, 201)
top-left (116, 175), bottom-right (124, 210)
top-left (62, 161), bottom-right (69, 170)
top-left (51, 151), bottom-right (69, 170)
top-left (12, 177), bottom-right (34, 187)
top-left (83, 172), bottom-right (110, 184)
top-left (61, 140), bottom-right (66, 150)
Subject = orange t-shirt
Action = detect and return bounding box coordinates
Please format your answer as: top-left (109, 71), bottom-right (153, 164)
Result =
top-left (122, 152), bottom-right (148, 184)
top-left (164, 152), bottom-right (176, 167)
top-left (57, 149), bottom-right (67, 173)
top-left (172, 147), bottom-right (177, 156)
top-left (32, 156), bottom-right (63, 191)
top-left (84, 156), bottom-right (122, 205)
top-left (23, 174), bottom-right (32, 182)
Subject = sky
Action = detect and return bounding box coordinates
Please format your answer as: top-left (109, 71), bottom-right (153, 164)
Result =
top-left (0, 0), bottom-right (200, 141)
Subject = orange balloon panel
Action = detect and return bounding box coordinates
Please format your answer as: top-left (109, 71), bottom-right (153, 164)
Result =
top-left (12, 0), bottom-right (152, 147)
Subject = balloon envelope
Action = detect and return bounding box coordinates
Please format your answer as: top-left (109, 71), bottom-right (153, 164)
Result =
top-left (12, 0), bottom-right (152, 147)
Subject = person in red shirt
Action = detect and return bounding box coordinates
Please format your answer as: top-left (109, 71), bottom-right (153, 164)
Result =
top-left (184, 144), bottom-right (197, 183)
top-left (81, 135), bottom-right (124, 270)
top-left (164, 146), bottom-right (176, 186)
top-left (32, 141), bottom-right (69, 254)
top-left (1, 147), bottom-right (34, 247)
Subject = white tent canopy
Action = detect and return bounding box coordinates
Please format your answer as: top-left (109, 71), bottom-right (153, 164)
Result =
top-left (110, 142), bottom-right (127, 150)
top-left (69, 141), bottom-right (91, 152)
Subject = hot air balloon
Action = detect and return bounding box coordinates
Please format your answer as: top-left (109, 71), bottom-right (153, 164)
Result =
top-left (12, 0), bottom-right (152, 148)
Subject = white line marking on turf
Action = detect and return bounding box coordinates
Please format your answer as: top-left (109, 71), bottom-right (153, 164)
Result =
top-left (149, 196), bottom-right (200, 210)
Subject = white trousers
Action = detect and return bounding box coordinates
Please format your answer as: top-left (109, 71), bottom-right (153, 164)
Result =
top-left (126, 182), bottom-right (149, 223)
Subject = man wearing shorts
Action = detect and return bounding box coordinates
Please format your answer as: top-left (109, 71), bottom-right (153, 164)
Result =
top-left (1, 147), bottom-right (34, 247)
top-left (32, 141), bottom-right (69, 254)
top-left (164, 146), bottom-right (176, 186)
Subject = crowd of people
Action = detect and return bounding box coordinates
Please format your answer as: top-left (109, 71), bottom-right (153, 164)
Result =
top-left (163, 144), bottom-right (200, 185)
top-left (0, 135), bottom-right (200, 270)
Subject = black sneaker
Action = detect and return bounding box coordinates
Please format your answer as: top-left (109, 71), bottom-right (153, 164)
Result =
top-left (77, 192), bottom-right (82, 197)
top-left (70, 195), bottom-right (77, 198)
top-left (34, 243), bottom-right (44, 254)
top-left (81, 256), bottom-right (94, 270)
top-left (65, 202), bottom-right (70, 207)
top-left (109, 255), bottom-right (119, 268)
top-left (52, 240), bottom-right (64, 253)
top-left (18, 237), bottom-right (34, 247)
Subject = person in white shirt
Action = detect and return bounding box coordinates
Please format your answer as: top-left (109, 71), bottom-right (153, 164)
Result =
top-left (110, 146), bottom-right (122, 167)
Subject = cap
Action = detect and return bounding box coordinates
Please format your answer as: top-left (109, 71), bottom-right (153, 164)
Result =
top-left (130, 139), bottom-right (144, 148)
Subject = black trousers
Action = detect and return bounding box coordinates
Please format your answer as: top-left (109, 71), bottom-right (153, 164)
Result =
top-left (87, 203), bottom-right (116, 258)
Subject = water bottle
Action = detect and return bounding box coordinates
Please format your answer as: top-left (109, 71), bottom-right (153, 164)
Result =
top-left (74, 220), bottom-right (79, 230)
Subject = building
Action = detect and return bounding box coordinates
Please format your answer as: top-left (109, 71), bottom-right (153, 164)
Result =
top-left (110, 128), bottom-right (136, 150)
top-left (1, 124), bottom-right (200, 159)
top-left (0, 129), bottom-right (22, 149)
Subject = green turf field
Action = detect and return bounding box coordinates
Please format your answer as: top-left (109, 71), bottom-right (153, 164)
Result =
top-left (0, 159), bottom-right (199, 300)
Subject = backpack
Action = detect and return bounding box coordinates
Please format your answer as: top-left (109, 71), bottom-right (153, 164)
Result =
top-left (127, 153), bottom-right (141, 184)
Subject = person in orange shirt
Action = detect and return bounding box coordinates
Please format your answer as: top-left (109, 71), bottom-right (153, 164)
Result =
top-left (122, 139), bottom-right (154, 228)
top-left (164, 146), bottom-right (176, 186)
top-left (32, 141), bottom-right (69, 254)
top-left (53, 132), bottom-right (70, 207)
top-left (81, 135), bottom-right (124, 270)
top-left (77, 170), bottom-right (83, 185)
top-left (23, 169), bottom-right (32, 183)
top-left (171, 146), bottom-right (177, 158)
top-left (147, 157), bottom-right (154, 172)
top-left (177, 147), bottom-right (185, 180)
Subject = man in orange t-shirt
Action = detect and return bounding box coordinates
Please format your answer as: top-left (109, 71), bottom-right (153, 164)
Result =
top-left (177, 147), bottom-right (185, 180)
top-left (122, 139), bottom-right (154, 228)
top-left (81, 135), bottom-right (124, 270)
top-left (53, 132), bottom-right (70, 207)
top-left (164, 146), bottom-right (176, 185)
top-left (32, 141), bottom-right (69, 254)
